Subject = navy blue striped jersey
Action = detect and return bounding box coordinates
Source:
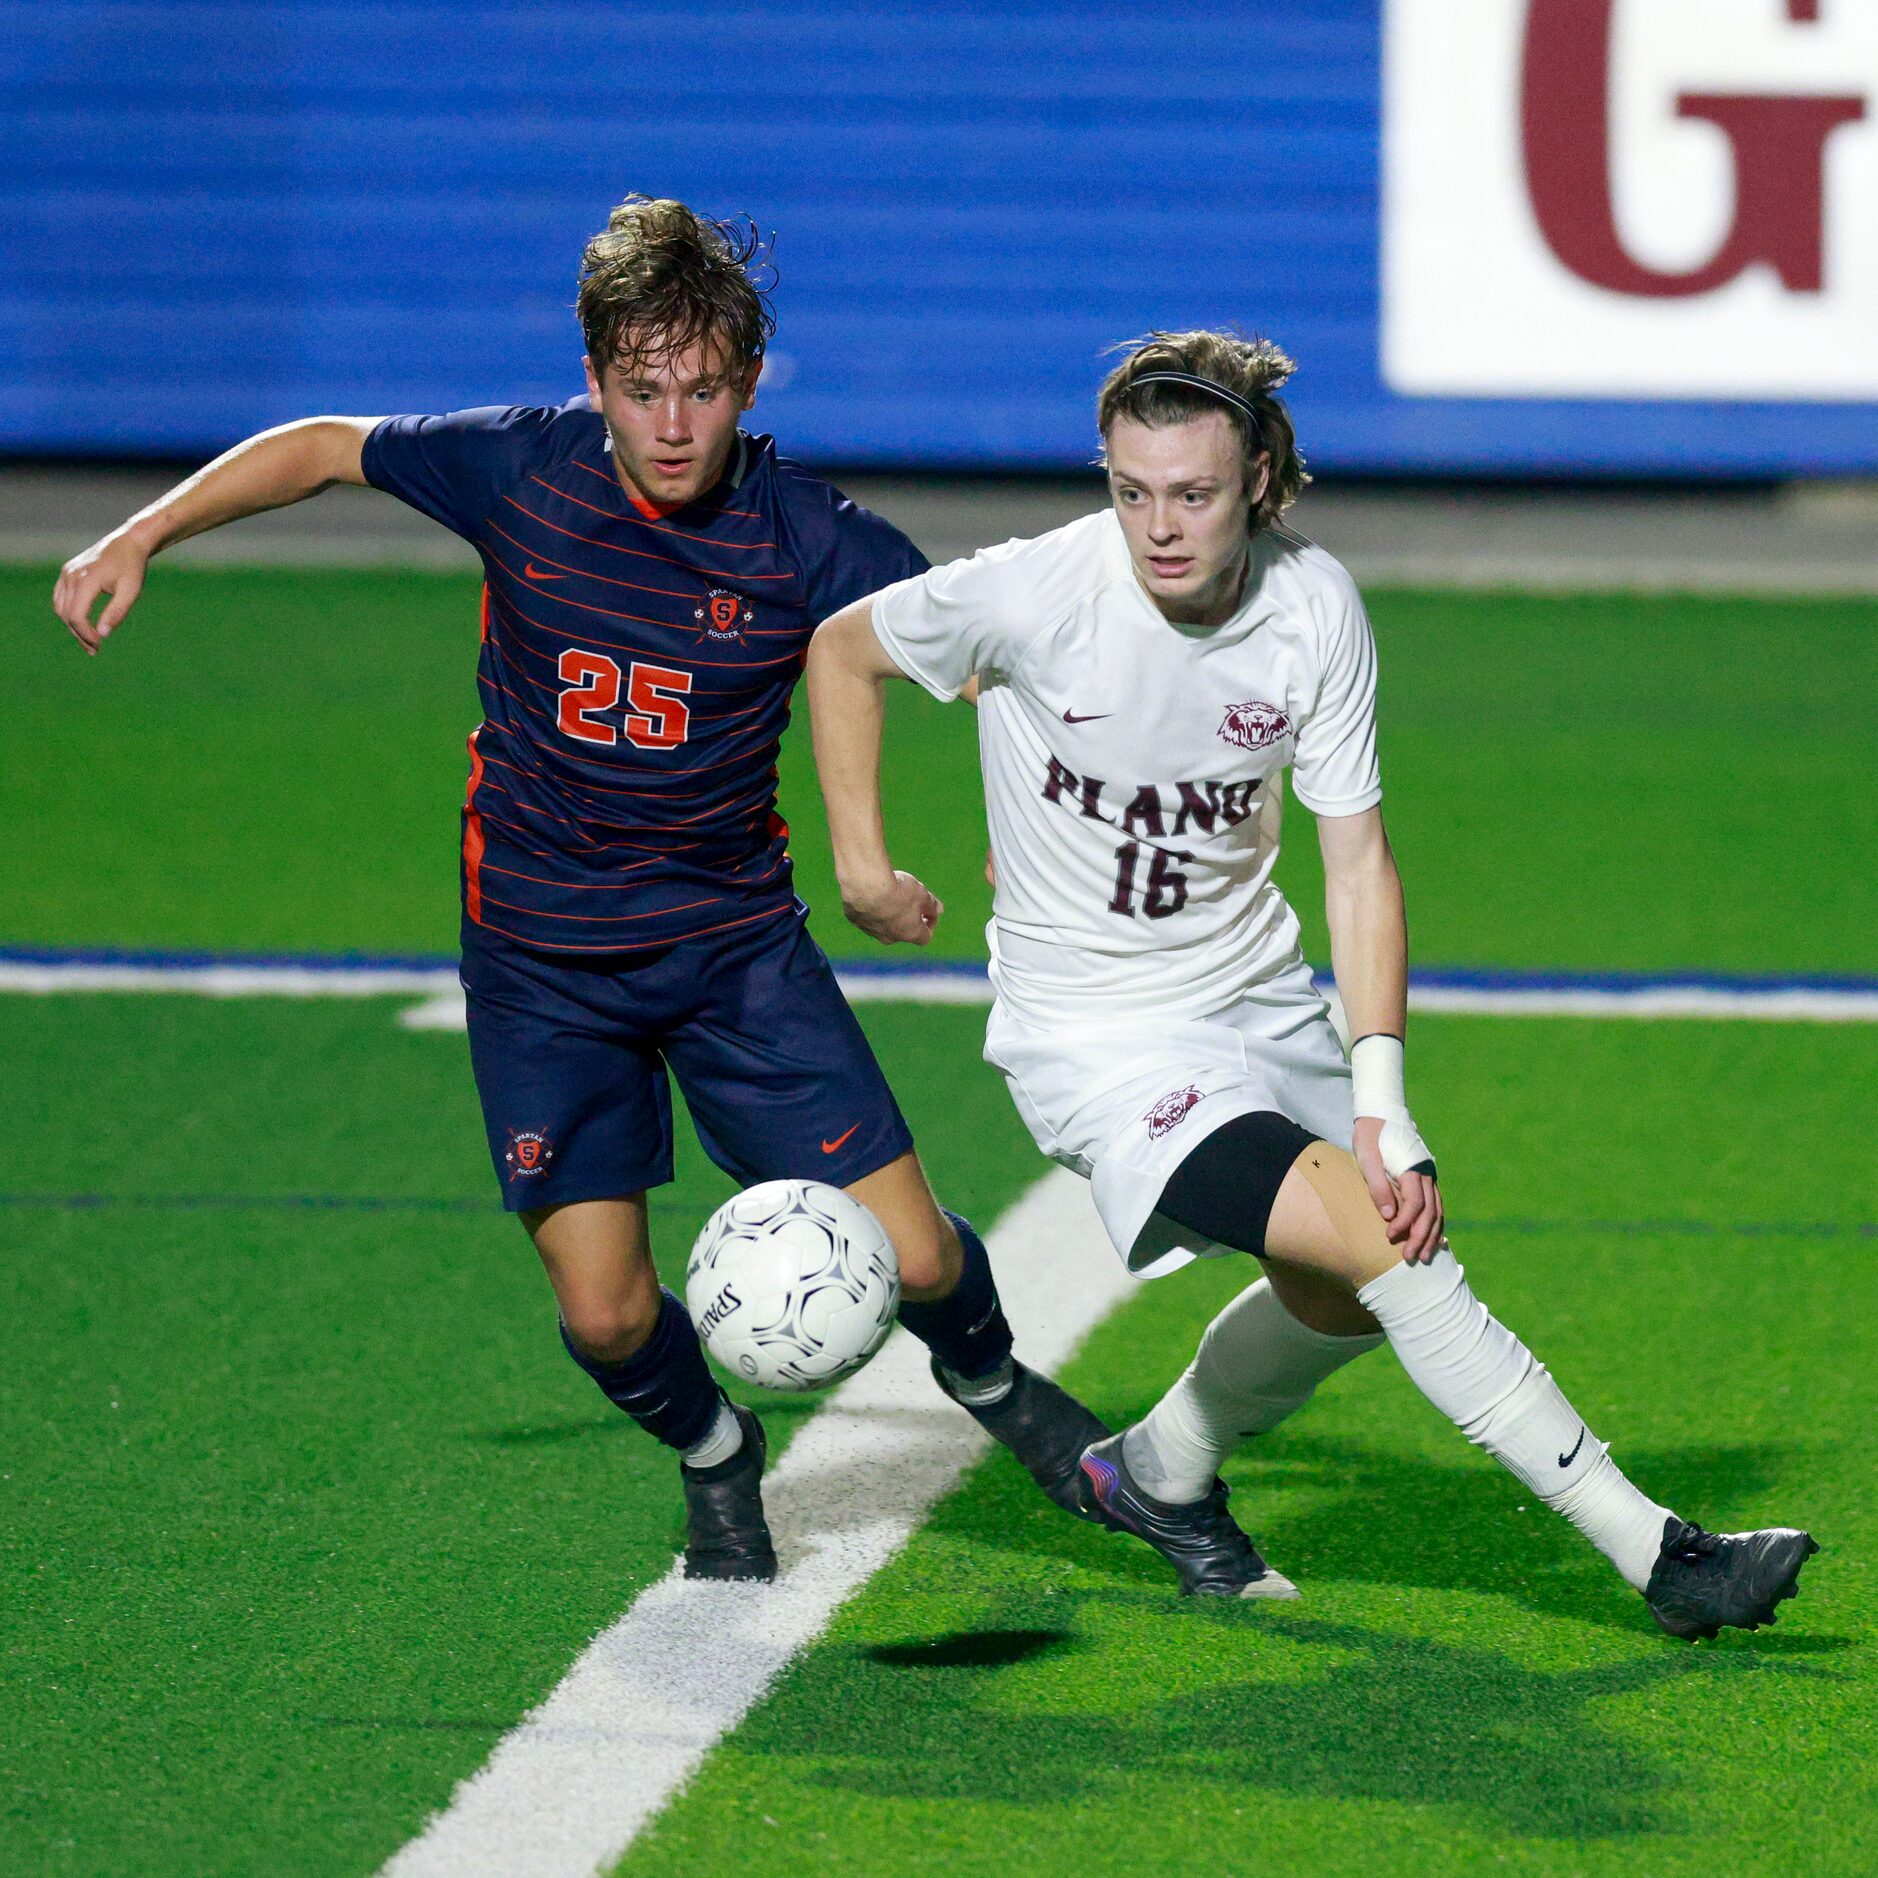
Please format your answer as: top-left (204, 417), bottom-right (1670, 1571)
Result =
top-left (362, 400), bottom-right (925, 954)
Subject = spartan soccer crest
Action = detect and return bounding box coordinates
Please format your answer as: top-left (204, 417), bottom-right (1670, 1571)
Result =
top-left (1218, 699), bottom-right (1293, 752)
top-left (504, 1128), bottom-right (555, 1180)
top-left (695, 588), bottom-right (753, 640)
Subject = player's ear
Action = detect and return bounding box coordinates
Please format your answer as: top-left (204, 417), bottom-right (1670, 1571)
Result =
top-left (739, 360), bottom-right (762, 411)
top-left (1248, 451), bottom-right (1272, 514)
top-left (582, 354), bottom-right (605, 405)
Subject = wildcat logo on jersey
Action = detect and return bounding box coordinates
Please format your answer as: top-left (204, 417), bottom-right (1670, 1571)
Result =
top-left (1146, 1085), bottom-right (1206, 1139)
top-left (695, 589), bottom-right (752, 640)
top-left (504, 1128), bottom-right (555, 1179)
top-left (1218, 700), bottom-right (1292, 752)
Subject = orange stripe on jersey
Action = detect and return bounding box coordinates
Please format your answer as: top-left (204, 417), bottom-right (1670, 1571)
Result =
top-left (479, 583), bottom-right (491, 645)
top-left (479, 851), bottom-right (705, 890)
top-left (483, 546), bottom-right (686, 635)
top-left (529, 476), bottom-right (777, 550)
top-left (471, 899), bottom-right (794, 954)
top-left (490, 580), bottom-right (804, 672)
top-left (463, 727), bottom-right (488, 924)
top-left (621, 482), bottom-right (685, 521)
top-left (504, 491), bottom-right (795, 580)
top-left (484, 519), bottom-right (697, 601)
top-left (569, 456), bottom-right (769, 523)
top-left (477, 889), bottom-right (724, 924)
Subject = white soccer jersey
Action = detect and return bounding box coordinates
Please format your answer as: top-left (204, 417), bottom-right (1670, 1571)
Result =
top-left (871, 508), bottom-right (1382, 1027)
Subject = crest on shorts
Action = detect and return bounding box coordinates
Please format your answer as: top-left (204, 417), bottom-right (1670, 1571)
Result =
top-left (1145, 1085), bottom-right (1206, 1140)
top-left (504, 1128), bottom-right (555, 1179)
top-left (695, 588), bottom-right (752, 640)
top-left (1218, 699), bottom-right (1293, 752)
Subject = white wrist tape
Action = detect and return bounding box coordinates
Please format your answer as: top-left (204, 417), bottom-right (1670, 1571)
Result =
top-left (1349, 1034), bottom-right (1437, 1179)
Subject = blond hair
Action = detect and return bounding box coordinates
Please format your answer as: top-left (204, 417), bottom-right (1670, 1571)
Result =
top-left (1097, 331), bottom-right (1309, 532)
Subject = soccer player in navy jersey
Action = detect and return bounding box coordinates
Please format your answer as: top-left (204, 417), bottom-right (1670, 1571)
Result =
top-left (53, 195), bottom-right (1107, 1582)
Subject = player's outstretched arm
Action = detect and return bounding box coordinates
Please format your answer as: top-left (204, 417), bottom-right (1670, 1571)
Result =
top-left (1318, 806), bottom-right (1444, 1262)
top-left (806, 598), bottom-right (944, 946)
top-left (52, 416), bottom-right (380, 654)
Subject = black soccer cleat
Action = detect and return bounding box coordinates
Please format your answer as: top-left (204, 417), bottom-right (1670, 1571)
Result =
top-left (679, 1402), bottom-right (778, 1583)
top-left (1075, 1429), bottom-right (1298, 1600)
top-left (1642, 1516), bottom-right (1818, 1640)
top-left (931, 1356), bottom-right (1113, 1520)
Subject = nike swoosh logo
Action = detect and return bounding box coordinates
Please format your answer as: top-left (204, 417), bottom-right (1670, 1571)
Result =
top-left (1558, 1426), bottom-right (1587, 1468)
top-left (524, 563), bottom-right (567, 581)
top-left (821, 1123), bottom-right (860, 1155)
top-left (1062, 709), bottom-right (1111, 723)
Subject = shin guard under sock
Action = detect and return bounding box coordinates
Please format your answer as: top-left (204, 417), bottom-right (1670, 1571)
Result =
top-left (1358, 1251), bottom-right (1673, 1589)
top-left (560, 1286), bottom-right (724, 1453)
top-left (897, 1209), bottom-right (1014, 1383)
top-left (1124, 1277), bottom-right (1383, 1503)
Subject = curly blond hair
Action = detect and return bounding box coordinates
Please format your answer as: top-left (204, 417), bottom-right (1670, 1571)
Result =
top-left (1098, 330), bottom-right (1309, 532)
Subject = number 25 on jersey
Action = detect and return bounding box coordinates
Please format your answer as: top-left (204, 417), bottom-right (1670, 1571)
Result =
top-left (557, 650), bottom-right (692, 750)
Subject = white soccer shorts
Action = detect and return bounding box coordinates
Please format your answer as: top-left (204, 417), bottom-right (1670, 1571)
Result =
top-left (984, 956), bottom-right (1354, 1278)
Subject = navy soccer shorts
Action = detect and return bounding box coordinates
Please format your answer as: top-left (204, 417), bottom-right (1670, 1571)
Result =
top-left (459, 903), bottom-right (915, 1211)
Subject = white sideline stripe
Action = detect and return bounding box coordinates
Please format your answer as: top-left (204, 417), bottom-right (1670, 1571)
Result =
top-left (0, 962), bottom-right (454, 998)
top-left (1405, 984), bottom-right (1878, 1022)
top-left (2, 960), bottom-right (1874, 1024)
top-left (378, 1169), bottom-right (1131, 1878)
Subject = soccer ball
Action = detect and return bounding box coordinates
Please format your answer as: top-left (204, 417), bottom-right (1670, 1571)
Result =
top-left (685, 1179), bottom-right (901, 1391)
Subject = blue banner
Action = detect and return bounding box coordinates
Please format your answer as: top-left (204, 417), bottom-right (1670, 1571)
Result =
top-left (3, 1), bottom-right (1873, 473)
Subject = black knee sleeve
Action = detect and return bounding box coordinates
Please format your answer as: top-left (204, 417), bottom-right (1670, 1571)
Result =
top-left (1156, 1110), bottom-right (1319, 1255)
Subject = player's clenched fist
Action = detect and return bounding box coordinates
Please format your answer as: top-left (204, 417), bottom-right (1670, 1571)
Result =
top-left (840, 868), bottom-right (943, 947)
top-left (54, 531), bottom-right (151, 654)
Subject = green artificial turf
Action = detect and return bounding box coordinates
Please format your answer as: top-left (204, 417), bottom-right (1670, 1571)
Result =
top-left (0, 994), bottom-right (1043, 1876)
top-left (627, 1016), bottom-right (1878, 1878)
top-left (3, 562), bottom-right (1874, 1875)
top-left (4, 564), bottom-right (1874, 972)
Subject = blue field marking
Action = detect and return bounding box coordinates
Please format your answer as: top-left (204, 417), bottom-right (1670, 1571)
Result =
top-left (2, 946), bottom-right (1875, 1022)
top-left (1, 1192), bottom-right (1867, 1239)
top-left (0, 1191), bottom-right (699, 1218)
top-left (1, 944), bottom-right (1874, 994)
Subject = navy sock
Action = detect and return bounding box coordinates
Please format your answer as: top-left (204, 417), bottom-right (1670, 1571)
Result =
top-left (897, 1210), bottom-right (1014, 1380)
top-left (559, 1287), bottom-right (721, 1451)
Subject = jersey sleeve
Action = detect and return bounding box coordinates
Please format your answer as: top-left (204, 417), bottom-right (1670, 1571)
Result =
top-left (1289, 576), bottom-right (1383, 816)
top-left (869, 539), bottom-right (1045, 703)
top-left (800, 487), bottom-right (929, 621)
top-left (361, 405), bottom-right (552, 540)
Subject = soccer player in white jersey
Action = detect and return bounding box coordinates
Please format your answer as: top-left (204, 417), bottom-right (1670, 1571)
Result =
top-left (806, 330), bottom-right (1817, 1639)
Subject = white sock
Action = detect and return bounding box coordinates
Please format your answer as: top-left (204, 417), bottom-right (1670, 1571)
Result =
top-left (681, 1397), bottom-right (744, 1469)
top-left (1357, 1251), bottom-right (1674, 1590)
top-left (1122, 1278), bottom-right (1384, 1504)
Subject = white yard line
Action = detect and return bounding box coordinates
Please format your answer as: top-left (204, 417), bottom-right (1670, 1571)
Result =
top-left (4, 957), bottom-right (1873, 1025)
top-left (1402, 984), bottom-right (1878, 1022)
top-left (0, 960), bottom-right (455, 999)
top-left (377, 1168), bottom-right (1132, 1878)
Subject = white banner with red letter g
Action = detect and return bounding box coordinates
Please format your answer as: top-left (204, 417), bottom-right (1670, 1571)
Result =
top-left (1384, 0), bottom-right (1878, 400)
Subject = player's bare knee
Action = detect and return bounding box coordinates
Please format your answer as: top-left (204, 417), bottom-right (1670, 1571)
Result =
top-left (559, 1288), bottom-right (660, 1362)
top-left (1266, 1142), bottom-right (1402, 1289)
top-left (893, 1213), bottom-right (957, 1299)
top-left (844, 1155), bottom-right (956, 1297)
